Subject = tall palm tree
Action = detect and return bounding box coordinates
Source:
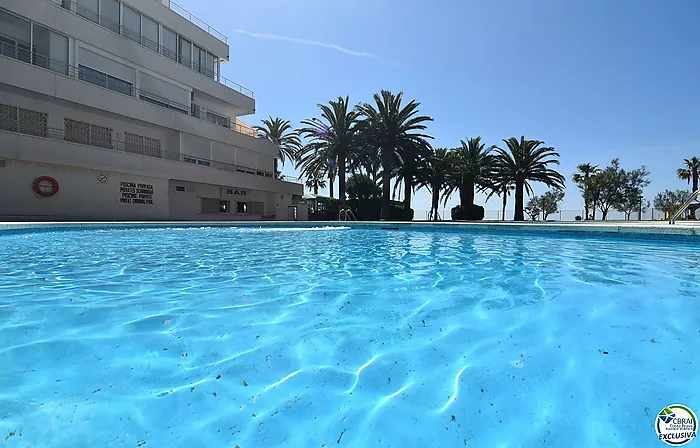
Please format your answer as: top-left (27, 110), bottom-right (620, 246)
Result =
top-left (357, 90), bottom-right (433, 220)
top-left (416, 148), bottom-right (453, 221)
top-left (493, 136), bottom-right (566, 221)
top-left (445, 137), bottom-right (496, 208)
top-left (297, 96), bottom-right (358, 205)
top-left (572, 163), bottom-right (600, 220)
top-left (305, 175), bottom-right (327, 195)
top-left (253, 117), bottom-right (301, 167)
top-left (677, 156), bottom-right (700, 219)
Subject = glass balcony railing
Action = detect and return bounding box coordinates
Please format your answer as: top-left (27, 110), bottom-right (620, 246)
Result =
top-left (153, 0), bottom-right (228, 44)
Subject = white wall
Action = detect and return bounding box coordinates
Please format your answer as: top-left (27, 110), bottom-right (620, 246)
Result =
top-left (0, 159), bottom-right (169, 220)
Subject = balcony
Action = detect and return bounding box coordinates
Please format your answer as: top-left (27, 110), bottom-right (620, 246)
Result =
top-left (44, 0), bottom-right (253, 99)
top-left (152, 0), bottom-right (227, 44)
top-left (0, 113), bottom-right (293, 182)
top-left (0, 41), bottom-right (264, 145)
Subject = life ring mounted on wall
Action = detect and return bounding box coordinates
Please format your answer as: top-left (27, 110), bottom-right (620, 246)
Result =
top-left (33, 176), bottom-right (60, 197)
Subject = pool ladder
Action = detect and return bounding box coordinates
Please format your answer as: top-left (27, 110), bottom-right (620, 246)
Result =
top-left (339, 208), bottom-right (356, 221)
top-left (669, 189), bottom-right (700, 224)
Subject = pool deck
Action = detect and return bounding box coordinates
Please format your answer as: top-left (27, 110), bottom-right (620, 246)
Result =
top-left (1, 220), bottom-right (700, 240)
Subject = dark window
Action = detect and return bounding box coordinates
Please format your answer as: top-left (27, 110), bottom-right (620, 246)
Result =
top-left (79, 65), bottom-right (133, 96)
top-left (219, 200), bottom-right (230, 213)
top-left (236, 202), bottom-right (247, 214)
top-left (175, 186), bottom-right (185, 192)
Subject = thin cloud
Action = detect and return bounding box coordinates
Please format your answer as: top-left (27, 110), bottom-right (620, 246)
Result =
top-left (233, 29), bottom-right (380, 60)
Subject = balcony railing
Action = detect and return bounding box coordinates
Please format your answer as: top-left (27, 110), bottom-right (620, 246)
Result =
top-left (1, 42), bottom-right (260, 140)
top-left (45, 0), bottom-right (254, 99)
top-left (0, 116), bottom-right (291, 182)
top-left (153, 0), bottom-right (228, 44)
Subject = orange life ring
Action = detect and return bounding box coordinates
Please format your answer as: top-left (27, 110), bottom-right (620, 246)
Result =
top-left (33, 176), bottom-right (59, 197)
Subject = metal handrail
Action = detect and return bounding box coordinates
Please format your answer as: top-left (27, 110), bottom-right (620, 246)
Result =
top-left (0, 116), bottom-right (287, 181)
top-left (44, 0), bottom-right (254, 98)
top-left (153, 0), bottom-right (228, 44)
top-left (0, 43), bottom-right (256, 136)
top-left (669, 190), bottom-right (700, 224)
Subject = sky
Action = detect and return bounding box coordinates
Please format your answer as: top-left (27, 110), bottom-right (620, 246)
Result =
top-left (180, 0), bottom-right (700, 217)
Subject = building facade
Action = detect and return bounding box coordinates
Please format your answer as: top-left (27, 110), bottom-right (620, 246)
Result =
top-left (0, 0), bottom-right (305, 221)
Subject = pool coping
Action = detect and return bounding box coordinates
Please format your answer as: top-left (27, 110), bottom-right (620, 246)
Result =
top-left (1, 220), bottom-right (699, 240)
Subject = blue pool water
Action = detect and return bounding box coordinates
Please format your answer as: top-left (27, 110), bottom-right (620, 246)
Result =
top-left (0, 225), bottom-right (698, 447)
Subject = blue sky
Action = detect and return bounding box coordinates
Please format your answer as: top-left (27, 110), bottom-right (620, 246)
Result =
top-left (183, 0), bottom-right (699, 216)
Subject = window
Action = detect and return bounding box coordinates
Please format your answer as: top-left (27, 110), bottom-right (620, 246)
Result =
top-left (236, 202), bottom-right (247, 214)
top-left (175, 186), bottom-right (185, 192)
top-left (207, 53), bottom-right (216, 79)
top-left (32, 25), bottom-right (69, 75)
top-left (79, 65), bottom-right (134, 96)
top-left (0, 104), bottom-right (48, 137)
top-left (99, 0), bottom-right (120, 33)
top-left (178, 36), bottom-right (191, 68)
top-left (125, 132), bottom-right (162, 158)
top-left (64, 118), bottom-right (113, 149)
top-left (122, 6), bottom-right (141, 43)
top-left (219, 200), bottom-right (230, 213)
top-left (162, 28), bottom-right (177, 61)
top-left (142, 15), bottom-right (159, 52)
top-left (206, 111), bottom-right (230, 128)
top-left (139, 94), bottom-right (188, 115)
top-left (76, 0), bottom-right (99, 23)
top-left (0, 10), bottom-right (31, 64)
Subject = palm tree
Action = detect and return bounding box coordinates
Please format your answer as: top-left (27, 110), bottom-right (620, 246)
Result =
top-left (445, 137), bottom-right (496, 208)
top-left (572, 163), bottom-right (600, 220)
top-left (486, 178), bottom-right (515, 221)
top-left (677, 156), bottom-right (700, 219)
top-left (253, 117), bottom-right (301, 168)
top-left (416, 148), bottom-right (452, 221)
top-left (305, 175), bottom-right (327, 195)
top-left (297, 96), bottom-right (358, 205)
top-left (357, 90), bottom-right (433, 220)
top-left (493, 136), bottom-right (566, 221)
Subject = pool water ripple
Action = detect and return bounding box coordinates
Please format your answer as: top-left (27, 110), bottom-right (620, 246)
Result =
top-left (0, 227), bottom-right (699, 447)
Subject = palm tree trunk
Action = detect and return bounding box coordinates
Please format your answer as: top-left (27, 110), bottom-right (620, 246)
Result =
top-left (514, 181), bottom-right (525, 221)
top-left (314, 185), bottom-right (318, 195)
top-left (592, 200), bottom-right (597, 220)
top-left (501, 190), bottom-right (507, 221)
top-left (692, 174), bottom-right (699, 219)
top-left (329, 177), bottom-right (334, 199)
top-left (380, 153), bottom-right (392, 220)
top-left (431, 181), bottom-right (440, 221)
top-left (338, 155), bottom-right (346, 205)
top-left (583, 184), bottom-right (590, 220)
top-left (403, 175), bottom-right (412, 212)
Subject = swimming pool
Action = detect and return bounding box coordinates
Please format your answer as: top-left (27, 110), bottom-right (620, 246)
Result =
top-left (0, 225), bottom-right (698, 447)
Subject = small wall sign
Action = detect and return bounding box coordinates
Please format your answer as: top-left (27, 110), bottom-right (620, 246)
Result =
top-left (97, 174), bottom-right (108, 184)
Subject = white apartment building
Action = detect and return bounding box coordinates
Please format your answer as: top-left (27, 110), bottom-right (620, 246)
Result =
top-left (0, 0), bottom-right (306, 221)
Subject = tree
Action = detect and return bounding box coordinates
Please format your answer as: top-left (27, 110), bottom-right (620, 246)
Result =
top-left (416, 148), bottom-right (453, 221)
top-left (493, 136), bottom-right (565, 221)
top-left (346, 174), bottom-right (381, 200)
top-left (305, 175), bottom-right (327, 195)
top-left (297, 96), bottom-right (359, 205)
top-left (357, 90), bottom-right (433, 220)
top-left (614, 166), bottom-right (651, 220)
top-left (524, 197), bottom-right (542, 221)
top-left (654, 190), bottom-right (692, 218)
top-left (571, 163), bottom-right (600, 220)
top-left (593, 159), bottom-right (650, 220)
top-left (253, 117), bottom-right (300, 167)
top-left (540, 189), bottom-right (565, 220)
top-left (677, 156), bottom-right (700, 219)
top-left (445, 137), bottom-right (496, 209)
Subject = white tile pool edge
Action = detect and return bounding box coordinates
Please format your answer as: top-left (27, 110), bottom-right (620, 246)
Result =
top-left (1, 220), bottom-right (699, 239)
